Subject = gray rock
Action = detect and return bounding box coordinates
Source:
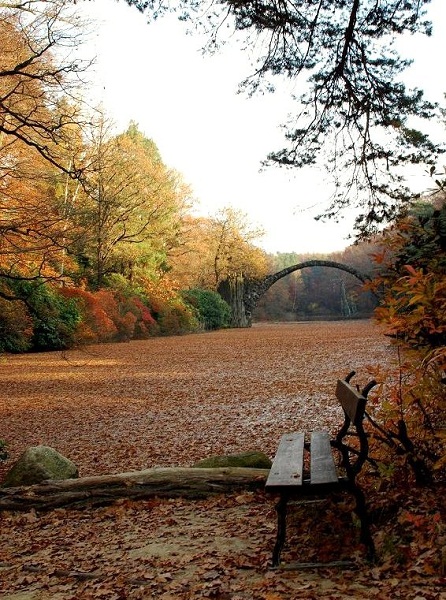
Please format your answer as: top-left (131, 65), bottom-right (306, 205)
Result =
top-left (193, 450), bottom-right (272, 469)
top-left (2, 445), bottom-right (79, 487)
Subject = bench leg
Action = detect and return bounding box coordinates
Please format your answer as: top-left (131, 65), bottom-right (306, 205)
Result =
top-left (272, 495), bottom-right (288, 567)
top-left (351, 484), bottom-right (375, 561)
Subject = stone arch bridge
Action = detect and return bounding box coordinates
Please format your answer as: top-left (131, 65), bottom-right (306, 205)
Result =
top-left (217, 260), bottom-right (371, 327)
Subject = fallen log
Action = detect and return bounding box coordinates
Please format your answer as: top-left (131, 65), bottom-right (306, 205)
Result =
top-left (0, 467), bottom-right (269, 512)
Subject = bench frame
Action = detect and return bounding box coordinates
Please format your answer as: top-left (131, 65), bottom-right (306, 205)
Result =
top-left (265, 371), bottom-right (377, 567)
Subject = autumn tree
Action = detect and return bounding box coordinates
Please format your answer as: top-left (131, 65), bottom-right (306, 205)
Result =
top-left (0, 0), bottom-right (91, 172)
top-left (73, 120), bottom-right (192, 288)
top-left (209, 207), bottom-right (268, 287)
top-left (0, 0), bottom-right (92, 304)
top-left (165, 208), bottom-right (269, 327)
top-left (168, 208), bottom-right (269, 291)
top-left (130, 0), bottom-right (444, 237)
top-left (166, 215), bottom-right (217, 290)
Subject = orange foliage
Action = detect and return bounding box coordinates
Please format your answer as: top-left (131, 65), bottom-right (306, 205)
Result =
top-left (59, 287), bottom-right (158, 343)
top-left (59, 288), bottom-right (117, 343)
top-left (137, 275), bottom-right (197, 334)
top-left (367, 201), bottom-right (446, 482)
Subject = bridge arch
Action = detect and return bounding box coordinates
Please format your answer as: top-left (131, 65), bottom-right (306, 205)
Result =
top-left (218, 260), bottom-right (371, 327)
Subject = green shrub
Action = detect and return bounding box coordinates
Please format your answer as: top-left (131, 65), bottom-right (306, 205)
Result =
top-left (156, 298), bottom-right (199, 335)
top-left (182, 288), bottom-right (231, 330)
top-left (32, 287), bottom-right (81, 351)
top-left (10, 281), bottom-right (81, 351)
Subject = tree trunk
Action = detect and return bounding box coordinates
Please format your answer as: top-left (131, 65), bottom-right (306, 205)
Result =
top-left (0, 467), bottom-right (269, 512)
top-left (218, 275), bottom-right (249, 327)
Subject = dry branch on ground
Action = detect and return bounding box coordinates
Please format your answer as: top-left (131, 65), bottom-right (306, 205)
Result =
top-left (0, 467), bottom-right (268, 511)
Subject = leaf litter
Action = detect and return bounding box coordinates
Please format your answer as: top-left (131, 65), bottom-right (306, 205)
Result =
top-left (0, 321), bottom-right (444, 598)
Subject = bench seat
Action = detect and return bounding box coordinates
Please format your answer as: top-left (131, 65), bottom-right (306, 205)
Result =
top-left (266, 431), bottom-right (339, 490)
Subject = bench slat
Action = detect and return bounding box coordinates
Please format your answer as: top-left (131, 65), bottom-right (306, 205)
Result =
top-left (265, 432), bottom-right (304, 489)
top-left (310, 431), bottom-right (338, 485)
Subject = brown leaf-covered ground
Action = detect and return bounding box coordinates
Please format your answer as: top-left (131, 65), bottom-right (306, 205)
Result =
top-left (0, 321), bottom-right (444, 599)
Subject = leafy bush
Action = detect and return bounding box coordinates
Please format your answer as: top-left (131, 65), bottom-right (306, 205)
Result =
top-left (136, 276), bottom-right (198, 335)
top-left (4, 280), bottom-right (81, 351)
top-left (366, 358), bottom-right (445, 485)
top-left (94, 290), bottom-right (134, 341)
top-left (60, 286), bottom-right (159, 343)
top-left (31, 286), bottom-right (81, 351)
top-left (0, 277), bottom-right (225, 354)
top-left (182, 288), bottom-right (231, 330)
top-left (130, 296), bottom-right (158, 338)
top-left (150, 297), bottom-right (196, 335)
top-left (0, 296), bottom-right (33, 352)
top-left (369, 198), bottom-right (446, 484)
top-left (102, 274), bottom-right (159, 338)
top-left (59, 287), bottom-right (118, 343)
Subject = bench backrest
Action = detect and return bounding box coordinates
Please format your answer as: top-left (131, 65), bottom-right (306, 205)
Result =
top-left (335, 379), bottom-right (366, 426)
top-left (334, 371), bottom-right (377, 478)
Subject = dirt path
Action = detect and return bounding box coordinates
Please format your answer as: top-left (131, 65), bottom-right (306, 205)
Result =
top-left (0, 321), bottom-right (444, 598)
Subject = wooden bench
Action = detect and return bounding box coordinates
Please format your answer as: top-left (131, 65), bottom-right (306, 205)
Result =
top-left (265, 371), bottom-right (377, 567)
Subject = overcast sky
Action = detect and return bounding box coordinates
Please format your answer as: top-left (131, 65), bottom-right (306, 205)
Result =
top-left (79, 0), bottom-right (446, 255)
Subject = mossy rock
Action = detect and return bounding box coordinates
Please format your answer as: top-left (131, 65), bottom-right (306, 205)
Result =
top-left (193, 451), bottom-right (272, 469)
top-left (2, 445), bottom-right (78, 488)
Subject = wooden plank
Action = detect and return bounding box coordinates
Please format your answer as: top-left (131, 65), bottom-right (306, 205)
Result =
top-left (265, 433), bottom-right (305, 489)
top-left (310, 431), bottom-right (338, 485)
top-left (335, 379), bottom-right (366, 424)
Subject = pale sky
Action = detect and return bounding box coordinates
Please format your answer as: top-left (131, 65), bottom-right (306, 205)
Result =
top-left (79, 0), bottom-right (446, 255)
